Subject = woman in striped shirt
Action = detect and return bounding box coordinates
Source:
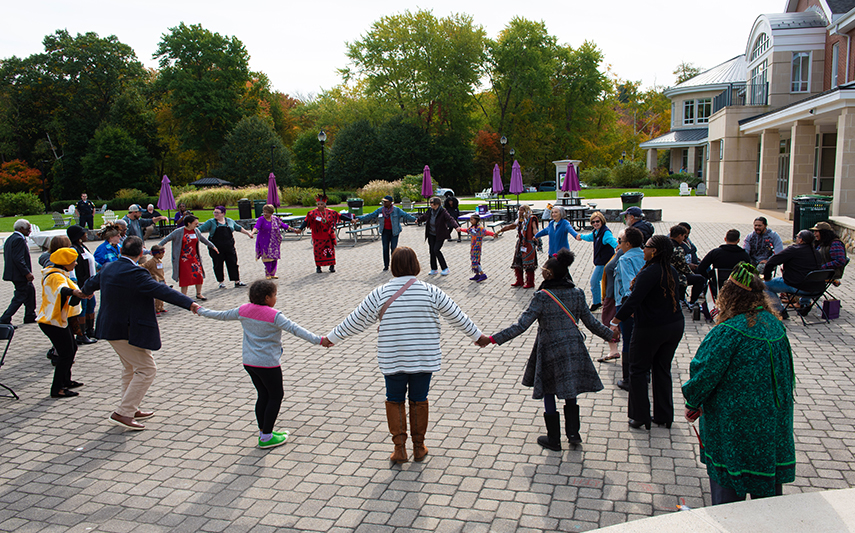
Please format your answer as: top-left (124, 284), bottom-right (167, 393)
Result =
top-left (325, 247), bottom-right (488, 464)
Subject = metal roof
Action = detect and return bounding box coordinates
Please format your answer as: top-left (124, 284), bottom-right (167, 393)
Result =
top-left (765, 11), bottom-right (827, 29)
top-left (668, 56), bottom-right (746, 92)
top-left (639, 128), bottom-right (708, 149)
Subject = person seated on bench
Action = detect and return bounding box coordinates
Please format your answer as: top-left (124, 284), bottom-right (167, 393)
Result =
top-left (811, 222), bottom-right (848, 283)
top-left (763, 230), bottom-right (823, 319)
top-left (356, 195), bottom-right (417, 272)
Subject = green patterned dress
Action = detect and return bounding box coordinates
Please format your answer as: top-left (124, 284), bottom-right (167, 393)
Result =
top-left (682, 310), bottom-right (795, 497)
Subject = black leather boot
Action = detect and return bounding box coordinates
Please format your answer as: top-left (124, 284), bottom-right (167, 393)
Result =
top-left (537, 412), bottom-right (562, 451)
top-left (564, 403), bottom-right (582, 444)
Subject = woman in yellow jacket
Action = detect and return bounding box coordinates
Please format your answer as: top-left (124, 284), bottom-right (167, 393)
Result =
top-left (37, 248), bottom-right (90, 398)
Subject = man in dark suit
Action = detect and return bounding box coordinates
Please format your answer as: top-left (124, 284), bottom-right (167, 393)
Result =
top-left (1, 219), bottom-right (36, 326)
top-left (83, 236), bottom-right (199, 430)
top-left (75, 193), bottom-right (96, 230)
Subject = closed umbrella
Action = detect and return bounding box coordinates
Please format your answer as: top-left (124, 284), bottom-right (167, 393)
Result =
top-left (491, 164), bottom-right (504, 197)
top-left (267, 172), bottom-right (280, 208)
top-left (157, 175), bottom-right (177, 219)
top-left (509, 160), bottom-right (524, 205)
top-left (421, 165), bottom-right (433, 200)
top-left (563, 162), bottom-right (581, 197)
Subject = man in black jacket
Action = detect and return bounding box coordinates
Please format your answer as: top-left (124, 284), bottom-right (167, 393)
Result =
top-left (697, 229), bottom-right (751, 298)
top-left (0, 219), bottom-right (36, 326)
top-left (763, 230), bottom-right (822, 316)
top-left (83, 236), bottom-right (199, 430)
top-left (621, 207), bottom-right (654, 242)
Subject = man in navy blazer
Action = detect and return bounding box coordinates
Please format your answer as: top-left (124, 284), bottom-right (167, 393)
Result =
top-left (0, 219), bottom-right (36, 326)
top-left (83, 236), bottom-right (199, 430)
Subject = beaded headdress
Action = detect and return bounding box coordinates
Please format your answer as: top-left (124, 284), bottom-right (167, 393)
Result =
top-left (728, 262), bottom-right (757, 291)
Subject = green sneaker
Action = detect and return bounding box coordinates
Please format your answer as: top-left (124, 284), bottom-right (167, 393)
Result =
top-left (258, 432), bottom-right (288, 449)
top-left (272, 430), bottom-right (289, 439)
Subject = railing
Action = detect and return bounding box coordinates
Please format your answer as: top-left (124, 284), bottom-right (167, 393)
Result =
top-left (712, 82), bottom-right (769, 114)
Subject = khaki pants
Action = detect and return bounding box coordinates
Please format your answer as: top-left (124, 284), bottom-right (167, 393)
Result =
top-left (108, 340), bottom-right (157, 418)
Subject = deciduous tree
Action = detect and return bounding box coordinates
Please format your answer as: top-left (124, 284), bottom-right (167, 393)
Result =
top-left (216, 115), bottom-right (292, 187)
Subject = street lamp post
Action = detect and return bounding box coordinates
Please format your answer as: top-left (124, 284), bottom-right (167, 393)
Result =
top-left (318, 130), bottom-right (327, 197)
top-left (500, 135), bottom-right (507, 199)
top-left (270, 143), bottom-right (275, 175)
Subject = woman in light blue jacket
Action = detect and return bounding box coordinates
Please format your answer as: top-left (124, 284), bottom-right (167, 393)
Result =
top-left (356, 195), bottom-right (417, 271)
top-left (535, 207), bottom-right (578, 256)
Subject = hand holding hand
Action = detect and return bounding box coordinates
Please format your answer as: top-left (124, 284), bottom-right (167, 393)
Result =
top-left (320, 337), bottom-right (334, 348)
top-left (475, 334), bottom-right (491, 347)
top-left (610, 327), bottom-right (620, 342)
top-left (575, 234), bottom-right (582, 241)
top-left (685, 408), bottom-right (701, 422)
top-left (72, 289), bottom-right (91, 300)
top-left (190, 303), bottom-right (201, 314)
top-left (25, 273), bottom-right (35, 282)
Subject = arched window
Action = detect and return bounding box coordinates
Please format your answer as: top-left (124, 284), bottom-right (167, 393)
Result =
top-left (751, 33), bottom-right (769, 61)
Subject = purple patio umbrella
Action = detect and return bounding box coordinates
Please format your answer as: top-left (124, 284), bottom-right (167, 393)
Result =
top-left (421, 165), bottom-right (433, 200)
top-left (491, 164), bottom-right (504, 196)
top-left (157, 174), bottom-right (177, 219)
top-left (509, 160), bottom-right (524, 205)
top-left (562, 163), bottom-right (581, 197)
top-left (267, 172), bottom-right (280, 208)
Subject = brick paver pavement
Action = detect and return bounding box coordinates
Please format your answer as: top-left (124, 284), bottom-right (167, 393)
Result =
top-left (0, 216), bottom-right (852, 532)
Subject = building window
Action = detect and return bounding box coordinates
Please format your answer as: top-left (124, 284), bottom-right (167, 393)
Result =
top-left (791, 52), bottom-right (810, 92)
top-left (683, 100), bottom-right (695, 125)
top-left (750, 60), bottom-right (768, 105)
top-left (696, 99), bottom-right (712, 123)
top-left (720, 139), bottom-right (724, 160)
top-left (751, 33), bottom-right (769, 61)
top-left (832, 43), bottom-right (840, 89)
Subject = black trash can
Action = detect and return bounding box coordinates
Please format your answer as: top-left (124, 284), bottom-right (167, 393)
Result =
top-left (238, 198), bottom-right (252, 220)
top-left (792, 195), bottom-right (831, 238)
top-left (253, 199), bottom-right (267, 217)
top-left (347, 198), bottom-right (364, 216)
top-left (620, 192), bottom-right (644, 210)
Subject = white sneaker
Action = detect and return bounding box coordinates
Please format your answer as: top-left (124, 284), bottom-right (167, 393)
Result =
top-left (218, 283), bottom-right (226, 289)
top-left (440, 268), bottom-right (450, 276)
top-left (428, 270), bottom-right (438, 275)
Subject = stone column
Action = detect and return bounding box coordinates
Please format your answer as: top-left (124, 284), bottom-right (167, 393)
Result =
top-left (707, 140), bottom-right (720, 197)
top-left (687, 146), bottom-right (697, 175)
top-left (646, 148), bottom-right (658, 172)
top-left (833, 109), bottom-right (855, 216)
top-left (785, 120), bottom-right (816, 219)
top-left (757, 129), bottom-right (779, 209)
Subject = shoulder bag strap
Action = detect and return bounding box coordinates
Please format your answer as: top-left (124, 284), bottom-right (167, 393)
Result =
top-left (541, 289), bottom-right (578, 327)
top-left (378, 278), bottom-right (417, 331)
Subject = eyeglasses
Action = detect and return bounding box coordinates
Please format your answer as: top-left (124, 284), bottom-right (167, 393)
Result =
top-left (617, 239), bottom-right (622, 244)
top-left (642, 244), bottom-right (654, 249)
top-left (591, 220), bottom-right (602, 224)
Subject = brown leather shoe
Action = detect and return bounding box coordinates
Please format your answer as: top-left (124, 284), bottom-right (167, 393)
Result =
top-left (134, 411), bottom-right (154, 420)
top-left (108, 412), bottom-right (145, 430)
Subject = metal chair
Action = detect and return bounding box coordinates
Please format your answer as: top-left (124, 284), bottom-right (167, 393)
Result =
top-left (782, 269), bottom-right (836, 326)
top-left (0, 324), bottom-right (18, 399)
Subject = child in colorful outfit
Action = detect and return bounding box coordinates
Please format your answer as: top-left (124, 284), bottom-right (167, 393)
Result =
top-left (196, 280), bottom-right (324, 449)
top-left (142, 245), bottom-right (167, 315)
top-left (468, 214), bottom-right (487, 282)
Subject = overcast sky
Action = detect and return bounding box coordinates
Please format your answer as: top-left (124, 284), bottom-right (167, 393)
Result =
top-left (3, 0), bottom-right (782, 98)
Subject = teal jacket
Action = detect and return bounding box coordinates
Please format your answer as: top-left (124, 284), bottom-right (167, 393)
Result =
top-left (357, 206), bottom-right (417, 237)
top-left (682, 311), bottom-right (795, 497)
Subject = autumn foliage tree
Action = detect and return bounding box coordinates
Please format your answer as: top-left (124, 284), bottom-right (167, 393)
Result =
top-left (0, 159), bottom-right (42, 194)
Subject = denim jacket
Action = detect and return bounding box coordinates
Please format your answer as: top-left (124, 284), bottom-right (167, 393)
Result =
top-left (357, 206), bottom-right (417, 237)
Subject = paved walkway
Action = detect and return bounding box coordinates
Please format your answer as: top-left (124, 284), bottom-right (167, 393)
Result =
top-left (0, 198), bottom-right (852, 532)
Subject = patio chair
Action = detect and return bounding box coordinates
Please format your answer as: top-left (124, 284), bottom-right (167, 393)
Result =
top-left (679, 182), bottom-right (691, 196)
top-left (50, 212), bottom-right (70, 229)
top-left (94, 204), bottom-right (108, 215)
top-left (695, 182), bottom-right (707, 196)
top-left (782, 269), bottom-right (837, 326)
top-left (64, 204), bottom-right (76, 216)
top-left (0, 324), bottom-right (18, 399)
top-left (102, 211), bottom-right (117, 223)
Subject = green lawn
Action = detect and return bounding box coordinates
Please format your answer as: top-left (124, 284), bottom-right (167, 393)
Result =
top-left (0, 188), bottom-right (680, 232)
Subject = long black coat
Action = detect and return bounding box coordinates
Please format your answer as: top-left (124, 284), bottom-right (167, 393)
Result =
top-left (492, 281), bottom-right (612, 399)
top-left (416, 207), bottom-right (459, 241)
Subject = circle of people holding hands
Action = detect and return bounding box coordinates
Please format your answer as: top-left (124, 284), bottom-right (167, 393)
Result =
top-left (5, 195), bottom-right (849, 507)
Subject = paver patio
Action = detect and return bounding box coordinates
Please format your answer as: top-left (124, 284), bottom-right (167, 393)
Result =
top-left (0, 199), bottom-right (853, 532)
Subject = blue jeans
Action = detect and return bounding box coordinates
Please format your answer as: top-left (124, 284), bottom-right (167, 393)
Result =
top-left (764, 277), bottom-right (807, 310)
top-left (381, 229), bottom-right (399, 269)
top-left (590, 264), bottom-right (605, 305)
top-left (384, 372), bottom-right (432, 402)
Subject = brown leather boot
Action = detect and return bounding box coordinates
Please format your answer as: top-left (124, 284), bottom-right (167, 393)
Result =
top-left (409, 400), bottom-right (429, 461)
top-left (385, 401), bottom-right (408, 463)
top-left (523, 270), bottom-right (535, 288)
top-left (75, 316), bottom-right (96, 345)
top-left (510, 268), bottom-right (524, 287)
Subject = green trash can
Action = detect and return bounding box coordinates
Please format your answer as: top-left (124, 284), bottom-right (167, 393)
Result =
top-left (620, 192), bottom-right (644, 210)
top-left (253, 199), bottom-right (267, 217)
top-left (792, 195), bottom-right (831, 238)
top-left (347, 198), bottom-right (364, 217)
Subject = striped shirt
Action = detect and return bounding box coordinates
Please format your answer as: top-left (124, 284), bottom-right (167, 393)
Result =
top-left (326, 276), bottom-right (482, 375)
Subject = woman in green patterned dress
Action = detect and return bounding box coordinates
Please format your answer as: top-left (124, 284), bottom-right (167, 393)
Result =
top-left (682, 262), bottom-right (795, 505)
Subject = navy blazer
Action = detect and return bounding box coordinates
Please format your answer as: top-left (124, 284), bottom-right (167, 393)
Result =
top-left (83, 257), bottom-right (194, 350)
top-left (3, 233), bottom-right (32, 283)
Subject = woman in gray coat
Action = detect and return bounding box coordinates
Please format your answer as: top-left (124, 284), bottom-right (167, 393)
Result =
top-left (481, 249), bottom-right (616, 450)
top-left (158, 215), bottom-right (218, 301)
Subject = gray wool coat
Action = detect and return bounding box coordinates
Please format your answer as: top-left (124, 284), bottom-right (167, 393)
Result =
top-left (492, 282), bottom-right (613, 400)
top-left (158, 227), bottom-right (216, 282)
